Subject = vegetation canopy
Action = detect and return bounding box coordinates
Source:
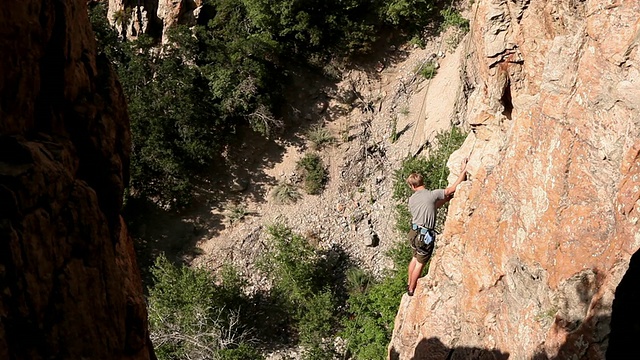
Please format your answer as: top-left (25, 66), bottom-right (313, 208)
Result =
top-left (144, 123), bottom-right (466, 359)
top-left (89, 1), bottom-right (470, 358)
top-left (148, 255), bottom-right (262, 359)
top-left (88, 0), bottom-right (455, 208)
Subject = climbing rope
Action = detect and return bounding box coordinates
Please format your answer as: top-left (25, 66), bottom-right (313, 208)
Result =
top-left (437, 125), bottom-right (456, 188)
top-left (408, 0), bottom-right (482, 186)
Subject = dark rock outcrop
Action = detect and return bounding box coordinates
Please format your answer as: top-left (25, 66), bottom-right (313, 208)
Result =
top-left (0, 1), bottom-right (153, 359)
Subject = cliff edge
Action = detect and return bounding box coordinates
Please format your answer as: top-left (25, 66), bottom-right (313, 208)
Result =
top-left (1, 1), bottom-right (153, 359)
top-left (389, 0), bottom-right (640, 358)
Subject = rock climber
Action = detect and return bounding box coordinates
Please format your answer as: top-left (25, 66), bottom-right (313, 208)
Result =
top-left (405, 158), bottom-right (468, 296)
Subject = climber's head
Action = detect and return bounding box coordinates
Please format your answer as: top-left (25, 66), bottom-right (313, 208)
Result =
top-left (406, 173), bottom-right (424, 190)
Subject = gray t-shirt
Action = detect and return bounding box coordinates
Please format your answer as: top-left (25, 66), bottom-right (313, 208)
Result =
top-left (408, 189), bottom-right (445, 229)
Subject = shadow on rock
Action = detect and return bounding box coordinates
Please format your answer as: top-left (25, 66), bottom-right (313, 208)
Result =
top-left (389, 337), bottom-right (509, 360)
top-left (606, 247), bottom-right (640, 358)
top-left (388, 247), bottom-right (640, 360)
top-left (531, 266), bottom-right (610, 359)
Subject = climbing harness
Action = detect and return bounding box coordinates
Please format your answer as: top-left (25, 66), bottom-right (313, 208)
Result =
top-left (412, 223), bottom-right (436, 246)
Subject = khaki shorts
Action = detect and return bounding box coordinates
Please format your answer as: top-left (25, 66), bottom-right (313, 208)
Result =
top-left (408, 228), bottom-right (435, 264)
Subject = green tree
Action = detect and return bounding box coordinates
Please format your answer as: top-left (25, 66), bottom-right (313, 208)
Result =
top-left (88, 3), bottom-right (122, 59)
top-left (90, 2), bottom-right (283, 206)
top-left (440, 7), bottom-right (470, 32)
top-left (242, 0), bottom-right (431, 58)
top-left (117, 29), bottom-right (223, 207)
top-left (341, 273), bottom-right (406, 359)
top-left (259, 224), bottom-right (347, 357)
top-left (381, 0), bottom-right (441, 35)
top-left (340, 239), bottom-right (408, 360)
top-left (148, 255), bottom-right (263, 360)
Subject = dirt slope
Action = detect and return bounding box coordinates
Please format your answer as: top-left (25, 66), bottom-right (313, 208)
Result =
top-left (190, 32), bottom-right (467, 287)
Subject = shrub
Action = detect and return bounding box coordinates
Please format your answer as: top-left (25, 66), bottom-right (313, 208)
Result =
top-left (345, 267), bottom-right (374, 294)
top-left (386, 236), bottom-right (414, 275)
top-left (393, 127), bottom-right (466, 200)
top-left (111, 8), bottom-right (131, 27)
top-left (227, 204), bottom-right (248, 225)
top-left (394, 202), bottom-right (413, 234)
top-left (383, 0), bottom-right (436, 29)
top-left (393, 156), bottom-right (432, 201)
top-left (147, 255), bottom-right (261, 360)
top-left (445, 29), bottom-right (466, 51)
top-left (297, 153), bottom-right (328, 195)
top-left (340, 242), bottom-right (408, 360)
top-left (259, 224), bottom-right (349, 357)
top-left (297, 291), bottom-right (336, 346)
top-left (259, 224), bottom-right (321, 304)
top-left (408, 34), bottom-right (426, 49)
top-left (389, 116), bottom-right (399, 143)
top-left (218, 344), bottom-right (264, 360)
top-left (341, 118), bottom-right (352, 143)
top-left (307, 125), bottom-right (335, 150)
top-left (440, 7), bottom-right (470, 33)
top-left (271, 181), bottom-right (301, 204)
top-left (440, 8), bottom-right (470, 51)
top-left (418, 62), bottom-right (438, 79)
top-left (341, 275), bottom-right (406, 359)
top-left (392, 126), bottom-right (467, 232)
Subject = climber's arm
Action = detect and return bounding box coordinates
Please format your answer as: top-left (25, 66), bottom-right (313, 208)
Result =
top-left (443, 158), bottom-right (468, 197)
top-left (435, 198), bottom-right (449, 208)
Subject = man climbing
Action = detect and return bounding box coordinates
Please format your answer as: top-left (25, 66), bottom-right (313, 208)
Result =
top-left (405, 158), bottom-right (468, 296)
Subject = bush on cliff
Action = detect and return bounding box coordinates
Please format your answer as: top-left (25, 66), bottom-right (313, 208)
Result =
top-left (147, 224), bottom-right (352, 359)
top-left (340, 241), bottom-right (408, 359)
top-left (297, 153), bottom-right (328, 195)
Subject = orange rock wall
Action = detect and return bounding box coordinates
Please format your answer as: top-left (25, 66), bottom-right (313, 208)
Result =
top-left (390, 0), bottom-right (640, 358)
top-left (0, 1), bottom-right (153, 359)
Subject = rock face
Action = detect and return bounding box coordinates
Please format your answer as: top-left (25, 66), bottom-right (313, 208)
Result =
top-left (0, 1), bottom-right (153, 359)
top-left (107, 0), bottom-right (202, 41)
top-left (389, 0), bottom-right (640, 359)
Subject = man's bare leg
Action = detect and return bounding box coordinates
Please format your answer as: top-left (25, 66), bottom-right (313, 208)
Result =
top-left (407, 258), bottom-right (424, 295)
top-left (408, 257), bottom-right (417, 286)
